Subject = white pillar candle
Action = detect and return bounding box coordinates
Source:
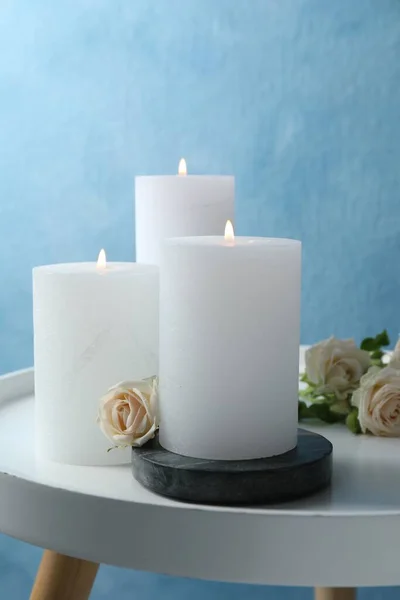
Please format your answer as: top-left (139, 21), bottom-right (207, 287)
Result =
top-left (159, 227), bottom-right (301, 460)
top-left (33, 253), bottom-right (159, 466)
top-left (135, 159), bottom-right (234, 265)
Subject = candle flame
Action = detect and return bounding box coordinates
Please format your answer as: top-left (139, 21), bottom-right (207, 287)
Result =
top-left (178, 158), bottom-right (187, 176)
top-left (97, 248), bottom-right (107, 270)
top-left (224, 220), bottom-right (234, 242)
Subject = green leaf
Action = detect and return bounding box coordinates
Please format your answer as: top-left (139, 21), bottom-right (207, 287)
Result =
top-left (360, 337), bottom-right (378, 351)
top-left (298, 400), bottom-right (309, 420)
top-left (375, 330), bottom-right (390, 347)
top-left (308, 402), bottom-right (344, 423)
top-left (360, 330), bottom-right (390, 351)
top-left (370, 349), bottom-right (384, 360)
top-left (346, 408), bottom-right (362, 434)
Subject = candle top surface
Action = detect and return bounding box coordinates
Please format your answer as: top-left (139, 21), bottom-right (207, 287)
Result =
top-left (135, 174), bottom-right (233, 181)
top-left (33, 262), bottom-right (158, 275)
top-left (165, 236), bottom-right (301, 248)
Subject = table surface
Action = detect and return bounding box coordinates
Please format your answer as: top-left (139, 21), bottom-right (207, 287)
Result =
top-left (1, 347), bottom-right (400, 588)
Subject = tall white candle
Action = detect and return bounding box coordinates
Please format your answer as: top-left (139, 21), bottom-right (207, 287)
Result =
top-left (33, 253), bottom-right (159, 466)
top-left (135, 159), bottom-right (234, 265)
top-left (159, 227), bottom-right (301, 460)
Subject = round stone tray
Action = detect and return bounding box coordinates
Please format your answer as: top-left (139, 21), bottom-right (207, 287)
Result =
top-left (132, 429), bottom-right (333, 505)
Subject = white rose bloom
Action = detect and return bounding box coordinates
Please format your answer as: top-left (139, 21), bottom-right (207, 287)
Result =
top-left (352, 366), bottom-right (400, 436)
top-left (389, 338), bottom-right (400, 369)
top-left (305, 337), bottom-right (371, 400)
top-left (97, 378), bottom-right (158, 447)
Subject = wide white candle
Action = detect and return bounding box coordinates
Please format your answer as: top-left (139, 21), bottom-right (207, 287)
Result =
top-left (159, 226), bottom-right (301, 460)
top-left (135, 159), bottom-right (234, 265)
top-left (33, 253), bottom-right (159, 466)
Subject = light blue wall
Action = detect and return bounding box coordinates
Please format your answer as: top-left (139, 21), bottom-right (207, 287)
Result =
top-left (2, 0), bottom-right (400, 375)
top-left (1, 0), bottom-right (400, 598)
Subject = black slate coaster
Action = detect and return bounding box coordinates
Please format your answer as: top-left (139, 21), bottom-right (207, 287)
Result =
top-left (132, 429), bottom-right (332, 506)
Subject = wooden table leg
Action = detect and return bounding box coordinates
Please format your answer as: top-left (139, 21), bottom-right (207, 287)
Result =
top-left (30, 550), bottom-right (99, 600)
top-left (315, 589), bottom-right (356, 600)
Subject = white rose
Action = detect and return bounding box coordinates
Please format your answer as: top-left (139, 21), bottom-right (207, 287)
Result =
top-left (389, 338), bottom-right (400, 369)
top-left (352, 366), bottom-right (400, 436)
top-left (305, 337), bottom-right (371, 400)
top-left (97, 378), bottom-right (158, 447)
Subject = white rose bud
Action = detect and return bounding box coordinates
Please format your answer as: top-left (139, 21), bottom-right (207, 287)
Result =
top-left (305, 336), bottom-right (371, 400)
top-left (352, 366), bottom-right (400, 436)
top-left (97, 378), bottom-right (158, 447)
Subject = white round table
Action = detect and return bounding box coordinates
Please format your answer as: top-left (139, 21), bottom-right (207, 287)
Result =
top-left (0, 349), bottom-right (398, 600)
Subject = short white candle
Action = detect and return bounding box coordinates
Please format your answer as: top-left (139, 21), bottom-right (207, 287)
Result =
top-left (135, 159), bottom-right (234, 265)
top-left (159, 225), bottom-right (301, 460)
top-left (33, 252), bottom-right (159, 466)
